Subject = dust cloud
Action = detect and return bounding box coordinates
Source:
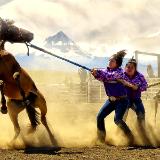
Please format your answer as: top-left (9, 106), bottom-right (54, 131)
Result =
top-left (0, 70), bottom-right (160, 149)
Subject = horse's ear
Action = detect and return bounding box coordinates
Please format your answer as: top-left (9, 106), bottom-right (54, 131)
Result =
top-left (0, 18), bottom-right (6, 25)
top-left (0, 18), bottom-right (14, 40)
top-left (0, 18), bottom-right (14, 26)
top-left (0, 19), bottom-right (5, 40)
top-left (0, 18), bottom-right (3, 28)
top-left (5, 19), bottom-right (14, 25)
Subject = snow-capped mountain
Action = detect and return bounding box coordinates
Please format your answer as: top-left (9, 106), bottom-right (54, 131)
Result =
top-left (44, 31), bottom-right (91, 58)
top-left (13, 31), bottom-right (97, 71)
top-left (14, 50), bottom-right (151, 75)
top-left (13, 30), bottom-right (157, 75)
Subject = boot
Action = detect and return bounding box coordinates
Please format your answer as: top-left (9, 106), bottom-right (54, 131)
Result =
top-left (117, 120), bottom-right (134, 146)
top-left (97, 129), bottom-right (106, 144)
top-left (126, 132), bottom-right (134, 146)
top-left (137, 119), bottom-right (152, 146)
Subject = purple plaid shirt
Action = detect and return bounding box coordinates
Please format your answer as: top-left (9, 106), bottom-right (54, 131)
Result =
top-left (95, 67), bottom-right (127, 97)
top-left (124, 71), bottom-right (148, 99)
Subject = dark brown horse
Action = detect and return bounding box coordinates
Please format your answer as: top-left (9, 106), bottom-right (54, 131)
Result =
top-left (0, 18), bottom-right (58, 146)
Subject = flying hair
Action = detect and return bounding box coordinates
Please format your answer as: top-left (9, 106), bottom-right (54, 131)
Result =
top-left (111, 50), bottom-right (127, 67)
top-left (116, 50), bottom-right (127, 59)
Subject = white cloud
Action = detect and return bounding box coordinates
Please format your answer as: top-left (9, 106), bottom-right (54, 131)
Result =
top-left (0, 0), bottom-right (13, 6)
top-left (1, 0), bottom-right (160, 56)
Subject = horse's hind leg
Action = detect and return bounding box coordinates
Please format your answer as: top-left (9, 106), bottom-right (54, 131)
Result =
top-left (7, 99), bottom-right (24, 141)
top-left (34, 92), bottom-right (58, 146)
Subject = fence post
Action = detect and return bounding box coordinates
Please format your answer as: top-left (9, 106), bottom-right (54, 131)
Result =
top-left (87, 81), bottom-right (90, 103)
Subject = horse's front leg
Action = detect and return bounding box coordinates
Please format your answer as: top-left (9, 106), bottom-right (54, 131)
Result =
top-left (0, 80), bottom-right (7, 114)
top-left (7, 99), bottom-right (24, 142)
top-left (13, 72), bottom-right (40, 130)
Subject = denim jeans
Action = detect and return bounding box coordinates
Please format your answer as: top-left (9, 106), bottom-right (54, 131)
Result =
top-left (97, 98), bottom-right (131, 135)
top-left (128, 98), bottom-right (151, 144)
top-left (129, 98), bottom-right (145, 121)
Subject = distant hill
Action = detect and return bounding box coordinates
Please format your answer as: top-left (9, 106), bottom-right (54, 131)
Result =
top-left (15, 52), bottom-right (153, 76)
top-left (14, 31), bottom-right (158, 76)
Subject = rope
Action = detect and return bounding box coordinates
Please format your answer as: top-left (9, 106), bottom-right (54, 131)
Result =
top-left (26, 42), bottom-right (91, 71)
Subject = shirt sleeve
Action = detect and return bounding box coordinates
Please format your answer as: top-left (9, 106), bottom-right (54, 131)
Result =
top-left (95, 68), bottom-right (124, 82)
top-left (94, 69), bottom-right (106, 81)
top-left (138, 74), bottom-right (148, 92)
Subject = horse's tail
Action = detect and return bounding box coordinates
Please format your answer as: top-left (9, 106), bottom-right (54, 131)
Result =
top-left (25, 104), bottom-right (40, 128)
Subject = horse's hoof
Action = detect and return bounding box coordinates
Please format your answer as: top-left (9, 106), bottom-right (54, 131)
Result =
top-left (1, 108), bottom-right (8, 114)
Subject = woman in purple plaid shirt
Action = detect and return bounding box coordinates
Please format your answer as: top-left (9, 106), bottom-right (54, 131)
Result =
top-left (91, 50), bottom-right (133, 145)
top-left (123, 58), bottom-right (147, 121)
top-left (122, 58), bottom-right (151, 145)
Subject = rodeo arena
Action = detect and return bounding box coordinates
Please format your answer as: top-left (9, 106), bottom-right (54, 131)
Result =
top-left (1, 18), bottom-right (160, 160)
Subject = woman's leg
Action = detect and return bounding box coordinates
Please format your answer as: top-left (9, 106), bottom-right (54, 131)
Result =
top-left (114, 98), bottom-right (133, 143)
top-left (97, 99), bottom-right (115, 143)
top-left (134, 98), bottom-right (151, 145)
top-left (123, 99), bottom-right (132, 122)
top-left (134, 98), bottom-right (145, 124)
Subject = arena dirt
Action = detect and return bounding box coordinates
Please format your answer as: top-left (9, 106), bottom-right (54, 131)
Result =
top-left (0, 70), bottom-right (160, 159)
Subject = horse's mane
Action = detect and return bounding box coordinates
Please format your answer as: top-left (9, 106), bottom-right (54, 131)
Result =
top-left (0, 17), bottom-right (33, 45)
top-left (0, 18), bottom-right (15, 44)
top-left (0, 17), bottom-right (14, 26)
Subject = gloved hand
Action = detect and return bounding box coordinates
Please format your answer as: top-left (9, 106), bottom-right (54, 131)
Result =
top-left (91, 68), bottom-right (97, 77)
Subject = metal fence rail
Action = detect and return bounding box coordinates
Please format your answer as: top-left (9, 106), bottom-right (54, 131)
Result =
top-left (37, 78), bottom-right (160, 103)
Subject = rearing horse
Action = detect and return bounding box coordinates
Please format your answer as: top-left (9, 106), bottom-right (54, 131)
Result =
top-left (0, 18), bottom-right (58, 146)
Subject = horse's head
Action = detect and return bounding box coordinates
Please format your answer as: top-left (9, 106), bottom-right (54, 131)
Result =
top-left (0, 18), bottom-right (33, 43)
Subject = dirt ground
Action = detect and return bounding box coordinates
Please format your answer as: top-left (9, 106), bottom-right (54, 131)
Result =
top-left (0, 70), bottom-right (160, 159)
top-left (0, 145), bottom-right (160, 160)
top-left (1, 103), bottom-right (160, 160)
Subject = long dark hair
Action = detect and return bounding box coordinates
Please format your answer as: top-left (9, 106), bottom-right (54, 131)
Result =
top-left (111, 50), bottom-right (127, 67)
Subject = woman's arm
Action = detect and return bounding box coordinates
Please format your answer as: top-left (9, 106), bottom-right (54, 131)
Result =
top-left (138, 74), bottom-right (148, 91)
top-left (91, 68), bottom-right (106, 81)
top-left (91, 68), bottom-right (124, 82)
top-left (117, 79), bottom-right (138, 90)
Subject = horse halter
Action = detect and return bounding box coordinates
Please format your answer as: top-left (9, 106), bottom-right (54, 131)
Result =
top-left (25, 42), bottom-right (30, 56)
top-left (0, 18), bottom-right (33, 52)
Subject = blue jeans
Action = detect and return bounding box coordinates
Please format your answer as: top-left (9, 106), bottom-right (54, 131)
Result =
top-left (129, 98), bottom-right (145, 121)
top-left (128, 98), bottom-right (150, 144)
top-left (97, 98), bottom-right (132, 135)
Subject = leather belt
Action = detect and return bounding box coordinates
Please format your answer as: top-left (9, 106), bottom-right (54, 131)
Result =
top-left (109, 95), bottom-right (127, 102)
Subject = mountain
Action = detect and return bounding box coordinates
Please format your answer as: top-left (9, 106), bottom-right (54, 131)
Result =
top-left (44, 31), bottom-right (91, 58)
top-left (15, 52), bottom-right (107, 71)
top-left (15, 51), bottom-right (152, 76)
top-left (14, 31), bottom-right (157, 75)
top-left (15, 52), bottom-right (78, 71)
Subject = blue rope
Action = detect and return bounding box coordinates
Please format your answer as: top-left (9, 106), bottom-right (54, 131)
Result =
top-left (27, 43), bottom-right (91, 72)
